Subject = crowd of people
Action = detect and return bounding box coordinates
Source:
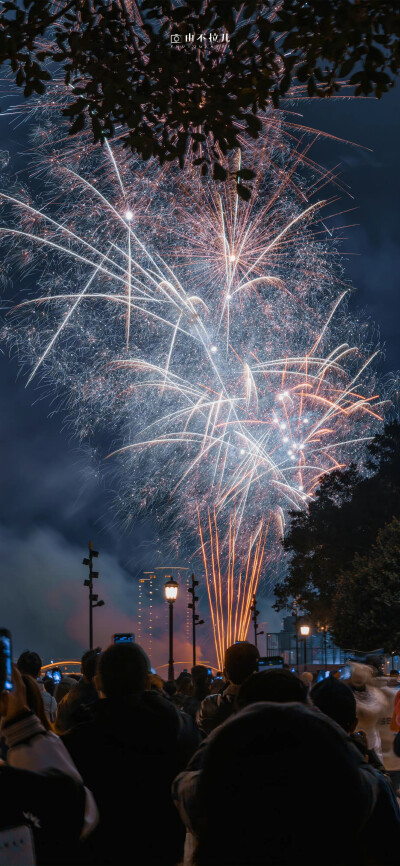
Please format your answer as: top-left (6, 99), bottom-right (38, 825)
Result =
top-left (2, 641), bottom-right (400, 865)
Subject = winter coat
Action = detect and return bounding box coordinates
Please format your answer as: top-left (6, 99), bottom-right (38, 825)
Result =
top-left (0, 710), bottom-right (98, 864)
top-left (62, 690), bottom-right (201, 865)
top-left (55, 678), bottom-right (98, 733)
top-left (173, 704), bottom-right (400, 866)
top-left (196, 684), bottom-right (239, 736)
top-left (38, 684), bottom-right (57, 723)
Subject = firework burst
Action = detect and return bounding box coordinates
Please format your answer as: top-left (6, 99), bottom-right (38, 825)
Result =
top-left (0, 111), bottom-right (388, 661)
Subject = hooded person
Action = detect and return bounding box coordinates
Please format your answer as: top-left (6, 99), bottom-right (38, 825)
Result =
top-left (237, 668), bottom-right (309, 709)
top-left (310, 674), bottom-right (391, 780)
top-left (348, 663), bottom-right (387, 761)
top-left (61, 642), bottom-right (200, 866)
top-left (196, 642), bottom-right (259, 736)
top-left (54, 648), bottom-right (101, 734)
top-left (173, 702), bottom-right (400, 866)
top-left (17, 651), bottom-right (57, 724)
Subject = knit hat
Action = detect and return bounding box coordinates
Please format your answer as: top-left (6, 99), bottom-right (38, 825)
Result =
top-left (311, 676), bottom-right (357, 733)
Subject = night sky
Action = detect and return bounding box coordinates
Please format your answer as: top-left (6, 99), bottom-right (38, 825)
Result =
top-left (1, 86), bottom-right (399, 668)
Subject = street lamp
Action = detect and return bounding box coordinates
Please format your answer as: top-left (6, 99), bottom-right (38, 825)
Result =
top-left (300, 624), bottom-right (310, 670)
top-left (188, 574), bottom-right (205, 666)
top-left (164, 576), bottom-right (178, 681)
top-left (83, 541), bottom-right (105, 650)
top-left (249, 594), bottom-right (264, 649)
top-left (318, 623), bottom-right (329, 667)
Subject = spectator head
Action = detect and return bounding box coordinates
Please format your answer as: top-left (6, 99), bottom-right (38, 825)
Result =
top-left (21, 674), bottom-right (51, 731)
top-left (192, 664), bottom-right (209, 685)
top-left (311, 676), bottom-right (357, 733)
top-left (191, 665), bottom-right (210, 700)
top-left (223, 642), bottom-right (260, 685)
top-left (42, 674), bottom-right (55, 696)
top-left (54, 675), bottom-right (77, 704)
top-left (147, 673), bottom-right (164, 692)
top-left (96, 643), bottom-right (149, 699)
top-left (300, 671), bottom-right (314, 689)
top-left (175, 673), bottom-right (192, 695)
top-left (194, 702), bottom-right (375, 866)
top-left (163, 679), bottom-right (177, 697)
top-left (209, 676), bottom-right (225, 695)
top-left (81, 647), bottom-right (101, 681)
top-left (17, 650), bottom-right (42, 680)
top-left (237, 669), bottom-right (308, 710)
top-left (348, 662), bottom-right (375, 692)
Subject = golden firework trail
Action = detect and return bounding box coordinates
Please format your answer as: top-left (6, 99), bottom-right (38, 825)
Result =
top-left (198, 508), bottom-right (269, 670)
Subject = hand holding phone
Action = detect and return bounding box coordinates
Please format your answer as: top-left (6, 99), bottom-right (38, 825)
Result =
top-left (0, 629), bottom-right (13, 693)
top-left (0, 665), bottom-right (28, 722)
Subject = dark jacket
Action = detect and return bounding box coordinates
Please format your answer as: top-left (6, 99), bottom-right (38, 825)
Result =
top-left (0, 764), bottom-right (86, 865)
top-left (55, 678), bottom-right (98, 733)
top-left (174, 703), bottom-right (400, 866)
top-left (196, 684), bottom-right (239, 736)
top-left (62, 690), bottom-right (200, 865)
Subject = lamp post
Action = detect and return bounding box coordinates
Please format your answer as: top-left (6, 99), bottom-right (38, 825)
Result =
top-left (83, 541), bottom-right (105, 650)
top-left (250, 594), bottom-right (264, 649)
top-left (164, 575), bottom-right (178, 681)
top-left (188, 574), bottom-right (204, 666)
top-left (300, 625), bottom-right (310, 670)
top-left (319, 624), bottom-right (328, 667)
top-left (293, 597), bottom-right (299, 668)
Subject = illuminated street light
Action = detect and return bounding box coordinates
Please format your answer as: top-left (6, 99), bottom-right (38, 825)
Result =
top-left (300, 624), bottom-right (310, 670)
top-left (164, 576), bottom-right (178, 680)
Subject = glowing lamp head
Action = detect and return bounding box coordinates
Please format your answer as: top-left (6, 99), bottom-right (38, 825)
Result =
top-left (211, 345), bottom-right (218, 354)
top-left (300, 625), bottom-right (310, 636)
top-left (228, 253), bottom-right (236, 263)
top-left (124, 209), bottom-right (134, 221)
top-left (302, 417), bottom-right (309, 424)
top-left (226, 293), bottom-right (232, 301)
top-left (164, 576), bottom-right (178, 602)
top-left (240, 448), bottom-right (245, 455)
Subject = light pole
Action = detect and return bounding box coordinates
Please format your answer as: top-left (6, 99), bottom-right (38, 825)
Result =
top-left (188, 574), bottom-right (204, 666)
top-left (250, 594), bottom-right (264, 649)
top-left (293, 598), bottom-right (299, 668)
top-left (83, 541), bottom-right (105, 650)
top-left (300, 624), bottom-right (310, 670)
top-left (164, 575), bottom-right (178, 681)
top-left (318, 624), bottom-right (328, 667)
